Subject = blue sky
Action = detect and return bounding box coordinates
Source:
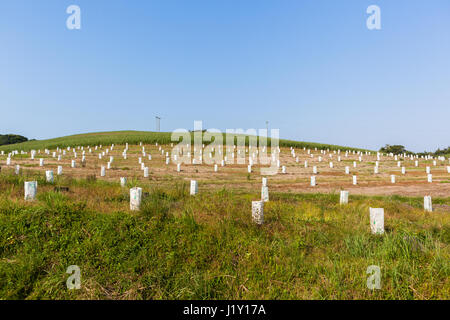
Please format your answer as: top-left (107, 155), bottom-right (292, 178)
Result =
top-left (0, 0), bottom-right (449, 152)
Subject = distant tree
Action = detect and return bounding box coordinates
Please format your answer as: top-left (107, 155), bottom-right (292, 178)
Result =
top-left (434, 147), bottom-right (450, 156)
top-left (381, 144), bottom-right (449, 157)
top-left (379, 144), bottom-right (410, 155)
top-left (0, 134), bottom-right (28, 146)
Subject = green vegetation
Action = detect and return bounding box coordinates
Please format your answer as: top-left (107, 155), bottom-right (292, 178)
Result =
top-left (0, 131), bottom-right (370, 153)
top-left (430, 146), bottom-right (450, 158)
top-left (380, 144), bottom-right (450, 158)
top-left (0, 172), bottom-right (448, 299)
top-left (379, 144), bottom-right (412, 155)
top-left (0, 134), bottom-right (28, 147)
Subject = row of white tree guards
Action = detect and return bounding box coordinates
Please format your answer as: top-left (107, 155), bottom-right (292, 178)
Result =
top-left (3, 142), bottom-right (450, 186)
top-left (24, 176), bottom-right (429, 235)
top-left (251, 181), bottom-right (434, 235)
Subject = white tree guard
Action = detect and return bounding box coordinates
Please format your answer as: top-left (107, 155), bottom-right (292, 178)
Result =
top-left (261, 186), bottom-right (269, 202)
top-left (190, 180), bottom-right (198, 196)
top-left (130, 187), bottom-right (142, 211)
top-left (252, 201), bottom-right (264, 225)
top-left (262, 177), bottom-right (267, 187)
top-left (46, 170), bottom-right (54, 183)
top-left (424, 196), bottom-right (432, 212)
top-left (24, 181), bottom-right (38, 201)
top-left (370, 208), bottom-right (384, 235)
top-left (340, 191), bottom-right (349, 205)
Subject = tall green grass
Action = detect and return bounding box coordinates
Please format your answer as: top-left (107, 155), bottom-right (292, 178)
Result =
top-left (0, 173), bottom-right (448, 299)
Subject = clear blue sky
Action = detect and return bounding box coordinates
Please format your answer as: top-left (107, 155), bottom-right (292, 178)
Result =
top-left (1, 0), bottom-right (449, 152)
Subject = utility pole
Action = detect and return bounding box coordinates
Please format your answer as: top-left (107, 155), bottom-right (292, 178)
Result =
top-left (266, 121), bottom-right (269, 136)
top-left (155, 116), bottom-right (161, 132)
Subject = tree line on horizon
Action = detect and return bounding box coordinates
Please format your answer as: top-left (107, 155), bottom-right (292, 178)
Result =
top-left (0, 133), bottom-right (447, 157)
top-left (379, 144), bottom-right (450, 157)
top-left (0, 134), bottom-right (29, 146)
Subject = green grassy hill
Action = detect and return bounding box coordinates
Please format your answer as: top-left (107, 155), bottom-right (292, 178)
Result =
top-left (0, 130), bottom-right (371, 153)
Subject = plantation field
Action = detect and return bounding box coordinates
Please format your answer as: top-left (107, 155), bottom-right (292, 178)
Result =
top-left (0, 131), bottom-right (448, 299)
top-left (0, 132), bottom-right (448, 198)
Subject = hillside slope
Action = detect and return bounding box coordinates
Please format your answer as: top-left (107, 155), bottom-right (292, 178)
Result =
top-left (0, 130), bottom-right (371, 153)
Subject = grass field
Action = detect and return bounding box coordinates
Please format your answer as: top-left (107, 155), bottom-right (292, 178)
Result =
top-left (1, 132), bottom-right (448, 198)
top-left (0, 171), bottom-right (449, 299)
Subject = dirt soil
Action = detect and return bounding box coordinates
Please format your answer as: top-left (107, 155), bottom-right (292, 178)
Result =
top-left (2, 144), bottom-right (449, 199)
